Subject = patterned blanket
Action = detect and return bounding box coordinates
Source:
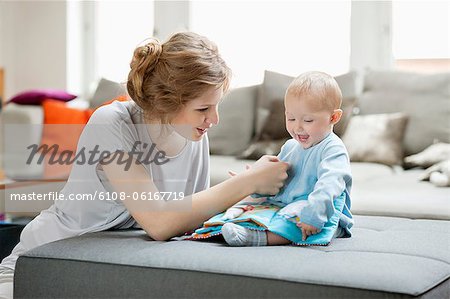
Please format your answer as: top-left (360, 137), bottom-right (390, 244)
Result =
top-left (189, 193), bottom-right (346, 246)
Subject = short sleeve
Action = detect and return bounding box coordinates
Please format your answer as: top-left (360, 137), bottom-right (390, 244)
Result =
top-left (79, 103), bottom-right (138, 154)
top-left (66, 102), bottom-right (139, 182)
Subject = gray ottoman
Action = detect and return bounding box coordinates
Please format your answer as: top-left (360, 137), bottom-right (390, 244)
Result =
top-left (14, 215), bottom-right (450, 298)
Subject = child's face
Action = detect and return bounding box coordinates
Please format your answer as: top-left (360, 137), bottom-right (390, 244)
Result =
top-left (285, 93), bottom-right (341, 149)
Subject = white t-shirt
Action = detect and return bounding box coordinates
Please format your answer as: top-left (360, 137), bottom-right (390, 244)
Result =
top-left (1, 100), bottom-right (210, 270)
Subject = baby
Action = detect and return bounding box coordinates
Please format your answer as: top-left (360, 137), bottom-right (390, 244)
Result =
top-left (221, 71), bottom-right (353, 246)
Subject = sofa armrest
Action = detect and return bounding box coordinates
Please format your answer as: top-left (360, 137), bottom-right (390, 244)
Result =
top-left (1, 103), bottom-right (44, 125)
top-left (1, 103), bottom-right (44, 179)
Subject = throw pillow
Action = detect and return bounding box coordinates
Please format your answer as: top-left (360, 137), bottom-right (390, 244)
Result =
top-left (404, 142), bottom-right (450, 168)
top-left (358, 71), bottom-right (450, 155)
top-left (256, 71), bottom-right (294, 136)
top-left (238, 100), bottom-right (289, 160)
top-left (8, 90), bottom-right (77, 105)
top-left (93, 95), bottom-right (129, 111)
top-left (40, 97), bottom-right (130, 179)
top-left (40, 99), bottom-right (94, 179)
top-left (41, 99), bottom-right (94, 153)
top-left (342, 112), bottom-right (409, 166)
top-left (238, 140), bottom-right (287, 160)
top-left (89, 78), bottom-right (127, 109)
top-left (258, 100), bottom-right (290, 141)
top-left (419, 160), bottom-right (450, 187)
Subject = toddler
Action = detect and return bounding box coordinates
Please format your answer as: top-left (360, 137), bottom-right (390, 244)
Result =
top-left (221, 71), bottom-right (353, 246)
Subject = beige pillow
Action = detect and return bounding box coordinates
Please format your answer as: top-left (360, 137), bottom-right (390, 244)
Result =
top-left (358, 71), bottom-right (450, 155)
top-left (342, 113), bottom-right (409, 166)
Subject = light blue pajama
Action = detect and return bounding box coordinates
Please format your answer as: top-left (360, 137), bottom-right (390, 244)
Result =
top-left (255, 132), bottom-right (353, 236)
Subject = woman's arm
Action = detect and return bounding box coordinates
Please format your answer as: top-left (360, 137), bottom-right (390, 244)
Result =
top-left (101, 154), bottom-right (289, 241)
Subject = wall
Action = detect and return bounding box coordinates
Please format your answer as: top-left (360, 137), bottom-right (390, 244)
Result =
top-left (0, 2), bottom-right (3, 70)
top-left (1, 1), bottom-right (67, 100)
top-left (154, 0), bottom-right (189, 41)
top-left (0, 2), bottom-right (4, 103)
top-left (350, 1), bottom-right (394, 70)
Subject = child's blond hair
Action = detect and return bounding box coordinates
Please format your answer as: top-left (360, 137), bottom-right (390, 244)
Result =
top-left (286, 71), bottom-right (342, 111)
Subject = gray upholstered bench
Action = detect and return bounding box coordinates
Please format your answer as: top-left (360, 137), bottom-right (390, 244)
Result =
top-left (14, 215), bottom-right (450, 298)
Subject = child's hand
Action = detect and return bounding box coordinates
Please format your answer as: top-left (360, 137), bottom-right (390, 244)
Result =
top-left (228, 164), bottom-right (251, 177)
top-left (221, 207), bottom-right (244, 220)
top-left (297, 223), bottom-right (320, 241)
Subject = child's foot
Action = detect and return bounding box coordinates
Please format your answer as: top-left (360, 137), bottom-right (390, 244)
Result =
top-left (221, 223), bottom-right (267, 246)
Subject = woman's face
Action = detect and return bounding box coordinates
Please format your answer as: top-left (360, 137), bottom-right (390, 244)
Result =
top-left (171, 86), bottom-right (223, 141)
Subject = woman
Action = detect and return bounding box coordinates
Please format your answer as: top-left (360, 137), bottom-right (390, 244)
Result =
top-left (0, 32), bottom-right (289, 298)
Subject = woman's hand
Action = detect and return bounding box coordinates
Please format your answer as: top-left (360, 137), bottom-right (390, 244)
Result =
top-left (245, 155), bottom-right (289, 195)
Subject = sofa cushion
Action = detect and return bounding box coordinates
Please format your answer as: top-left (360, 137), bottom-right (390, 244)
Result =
top-left (15, 215), bottom-right (450, 298)
top-left (358, 71), bottom-right (450, 155)
top-left (342, 112), bottom-right (409, 166)
top-left (208, 85), bottom-right (258, 155)
top-left (351, 164), bottom-right (450, 220)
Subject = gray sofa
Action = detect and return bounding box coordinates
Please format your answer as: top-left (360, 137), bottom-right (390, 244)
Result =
top-left (14, 216), bottom-right (450, 298)
top-left (5, 70), bottom-right (450, 298)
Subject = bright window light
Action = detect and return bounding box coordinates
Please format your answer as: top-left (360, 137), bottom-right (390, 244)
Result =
top-left (96, 1), bottom-right (154, 83)
top-left (393, 1), bottom-right (450, 59)
top-left (190, 1), bottom-right (351, 87)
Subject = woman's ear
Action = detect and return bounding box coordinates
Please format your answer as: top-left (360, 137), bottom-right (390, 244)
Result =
top-left (331, 109), bottom-right (343, 124)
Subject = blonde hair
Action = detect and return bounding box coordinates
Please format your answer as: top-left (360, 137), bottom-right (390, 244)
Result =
top-left (127, 32), bottom-right (231, 123)
top-left (286, 71), bottom-right (342, 111)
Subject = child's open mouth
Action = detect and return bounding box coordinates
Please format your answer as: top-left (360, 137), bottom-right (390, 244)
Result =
top-left (297, 134), bottom-right (309, 143)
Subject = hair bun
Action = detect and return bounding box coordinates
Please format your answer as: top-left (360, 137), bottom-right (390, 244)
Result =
top-left (130, 38), bottom-right (162, 72)
top-left (142, 39), bottom-right (162, 59)
top-left (128, 38), bottom-right (163, 102)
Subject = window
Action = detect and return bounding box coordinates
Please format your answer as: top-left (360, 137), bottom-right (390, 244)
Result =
top-left (95, 1), bottom-right (154, 83)
top-left (393, 1), bottom-right (450, 73)
top-left (190, 1), bottom-right (351, 87)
